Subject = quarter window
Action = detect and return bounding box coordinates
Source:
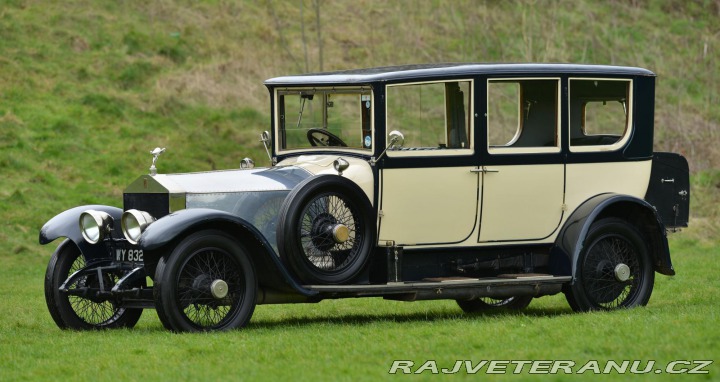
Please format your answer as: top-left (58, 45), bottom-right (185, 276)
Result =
top-left (569, 79), bottom-right (632, 150)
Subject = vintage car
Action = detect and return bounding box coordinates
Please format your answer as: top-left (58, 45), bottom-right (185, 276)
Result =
top-left (40, 64), bottom-right (690, 332)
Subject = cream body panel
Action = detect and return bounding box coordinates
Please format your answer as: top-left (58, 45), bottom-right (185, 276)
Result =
top-left (479, 164), bottom-right (565, 242)
top-left (277, 155), bottom-right (375, 205)
top-left (564, 161), bottom-right (652, 214)
top-left (379, 167), bottom-right (479, 245)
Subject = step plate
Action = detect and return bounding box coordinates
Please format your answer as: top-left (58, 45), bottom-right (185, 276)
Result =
top-left (305, 275), bottom-right (571, 294)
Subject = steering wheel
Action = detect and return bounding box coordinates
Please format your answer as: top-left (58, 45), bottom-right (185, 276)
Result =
top-left (306, 128), bottom-right (348, 147)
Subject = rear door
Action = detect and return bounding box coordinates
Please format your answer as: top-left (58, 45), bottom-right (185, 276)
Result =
top-left (478, 78), bottom-right (565, 242)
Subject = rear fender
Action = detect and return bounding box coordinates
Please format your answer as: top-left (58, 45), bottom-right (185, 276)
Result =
top-left (550, 194), bottom-right (674, 281)
top-left (39, 205), bottom-right (123, 262)
top-left (138, 208), bottom-right (316, 297)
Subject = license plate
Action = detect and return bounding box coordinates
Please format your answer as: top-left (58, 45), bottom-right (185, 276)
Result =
top-left (110, 243), bottom-right (144, 263)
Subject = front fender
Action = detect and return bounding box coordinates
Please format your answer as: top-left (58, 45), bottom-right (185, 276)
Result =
top-left (139, 208), bottom-right (316, 297)
top-left (550, 193), bottom-right (674, 280)
top-left (39, 205), bottom-right (123, 262)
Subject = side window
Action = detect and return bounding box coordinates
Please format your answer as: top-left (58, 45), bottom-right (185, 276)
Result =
top-left (569, 79), bottom-right (632, 150)
top-left (386, 80), bottom-right (472, 152)
top-left (487, 82), bottom-right (520, 147)
top-left (487, 79), bottom-right (559, 153)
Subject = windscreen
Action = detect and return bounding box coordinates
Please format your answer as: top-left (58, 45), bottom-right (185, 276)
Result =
top-left (277, 87), bottom-right (373, 151)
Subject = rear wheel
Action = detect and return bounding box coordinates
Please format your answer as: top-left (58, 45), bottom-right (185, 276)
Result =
top-left (457, 296), bottom-right (533, 313)
top-left (565, 218), bottom-right (654, 311)
top-left (44, 240), bottom-right (143, 330)
top-left (154, 230), bottom-right (257, 332)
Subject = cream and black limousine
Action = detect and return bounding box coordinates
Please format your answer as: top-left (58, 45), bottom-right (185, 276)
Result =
top-left (40, 64), bottom-right (689, 332)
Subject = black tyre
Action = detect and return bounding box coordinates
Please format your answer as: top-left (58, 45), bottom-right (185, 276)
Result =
top-left (154, 230), bottom-right (257, 332)
top-left (565, 218), bottom-right (654, 311)
top-left (456, 296), bottom-right (533, 313)
top-left (44, 240), bottom-right (143, 330)
top-left (277, 175), bottom-right (376, 284)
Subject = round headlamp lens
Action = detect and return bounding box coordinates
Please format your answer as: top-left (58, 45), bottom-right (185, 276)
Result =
top-left (121, 209), bottom-right (156, 244)
top-left (79, 210), bottom-right (113, 244)
top-left (122, 214), bottom-right (141, 242)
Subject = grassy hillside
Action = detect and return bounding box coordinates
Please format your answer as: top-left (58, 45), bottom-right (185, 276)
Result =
top-left (0, 0), bottom-right (716, 254)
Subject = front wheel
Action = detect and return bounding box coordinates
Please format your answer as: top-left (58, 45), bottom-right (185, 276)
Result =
top-left (565, 218), bottom-right (655, 311)
top-left (154, 230), bottom-right (257, 332)
top-left (456, 296), bottom-right (533, 313)
top-left (44, 240), bottom-right (143, 330)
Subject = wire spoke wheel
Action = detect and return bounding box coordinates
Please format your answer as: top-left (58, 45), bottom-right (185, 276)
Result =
top-left (277, 175), bottom-right (376, 284)
top-left (565, 218), bottom-right (654, 312)
top-left (581, 235), bottom-right (640, 308)
top-left (44, 240), bottom-right (142, 330)
top-left (154, 230), bottom-right (257, 332)
top-left (299, 193), bottom-right (360, 271)
top-left (457, 295), bottom-right (533, 313)
top-left (176, 248), bottom-right (244, 328)
top-left (66, 256), bottom-right (124, 325)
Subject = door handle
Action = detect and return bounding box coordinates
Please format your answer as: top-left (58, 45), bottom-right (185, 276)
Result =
top-left (470, 167), bottom-right (500, 174)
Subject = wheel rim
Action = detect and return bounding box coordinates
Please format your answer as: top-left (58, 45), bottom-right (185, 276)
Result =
top-left (581, 234), bottom-right (642, 308)
top-left (65, 255), bottom-right (126, 326)
top-left (298, 192), bottom-right (362, 272)
top-left (175, 248), bottom-right (245, 329)
top-left (479, 297), bottom-right (515, 307)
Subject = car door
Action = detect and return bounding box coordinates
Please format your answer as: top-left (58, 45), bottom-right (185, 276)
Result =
top-left (478, 78), bottom-right (565, 242)
top-left (380, 167), bottom-right (479, 245)
top-left (378, 79), bottom-right (479, 246)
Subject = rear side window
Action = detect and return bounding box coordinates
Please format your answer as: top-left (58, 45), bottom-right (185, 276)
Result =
top-left (569, 79), bottom-right (632, 151)
top-left (487, 78), bottom-right (560, 153)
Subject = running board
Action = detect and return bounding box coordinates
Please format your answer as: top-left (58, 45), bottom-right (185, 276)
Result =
top-left (304, 275), bottom-right (571, 302)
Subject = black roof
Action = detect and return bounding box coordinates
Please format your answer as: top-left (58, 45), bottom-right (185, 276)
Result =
top-left (265, 63), bottom-right (655, 86)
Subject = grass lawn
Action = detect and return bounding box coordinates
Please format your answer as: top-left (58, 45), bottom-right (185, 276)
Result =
top-left (0, 232), bottom-right (716, 381)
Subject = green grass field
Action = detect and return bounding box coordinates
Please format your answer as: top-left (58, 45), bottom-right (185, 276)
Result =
top-left (0, 234), bottom-right (717, 381)
top-left (1, 0), bottom-right (719, 380)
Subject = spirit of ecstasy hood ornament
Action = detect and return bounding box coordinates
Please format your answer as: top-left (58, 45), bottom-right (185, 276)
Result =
top-left (149, 147), bottom-right (166, 176)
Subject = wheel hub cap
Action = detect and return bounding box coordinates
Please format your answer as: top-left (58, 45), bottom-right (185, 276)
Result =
top-left (332, 224), bottom-right (349, 243)
top-left (210, 279), bottom-right (229, 299)
top-left (614, 263), bottom-right (631, 282)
